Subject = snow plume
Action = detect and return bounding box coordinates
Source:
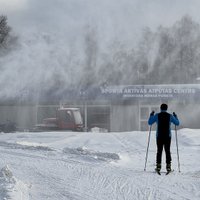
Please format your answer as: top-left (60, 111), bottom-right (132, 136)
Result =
top-left (0, 30), bottom-right (82, 101)
top-left (1, 0), bottom-right (200, 101)
top-left (170, 102), bottom-right (200, 129)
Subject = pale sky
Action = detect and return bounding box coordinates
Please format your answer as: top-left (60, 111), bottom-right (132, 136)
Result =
top-left (1, 0), bottom-right (200, 41)
top-left (0, 0), bottom-right (28, 12)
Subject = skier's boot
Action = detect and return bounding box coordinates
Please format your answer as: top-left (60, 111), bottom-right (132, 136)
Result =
top-left (155, 163), bottom-right (161, 173)
top-left (166, 163), bottom-right (171, 172)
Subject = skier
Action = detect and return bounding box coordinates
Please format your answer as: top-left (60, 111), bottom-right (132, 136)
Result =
top-left (148, 103), bottom-right (180, 173)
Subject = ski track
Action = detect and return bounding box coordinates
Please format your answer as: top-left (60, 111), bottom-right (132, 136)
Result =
top-left (0, 132), bottom-right (199, 200)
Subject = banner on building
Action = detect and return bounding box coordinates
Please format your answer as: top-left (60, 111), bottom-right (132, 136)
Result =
top-left (99, 84), bottom-right (200, 101)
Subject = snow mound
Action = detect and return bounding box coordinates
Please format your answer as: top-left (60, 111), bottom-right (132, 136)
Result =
top-left (179, 129), bottom-right (200, 146)
top-left (0, 165), bottom-right (29, 200)
top-left (91, 127), bottom-right (108, 133)
top-left (191, 171), bottom-right (200, 178)
top-left (16, 141), bottom-right (54, 151)
top-left (0, 141), bottom-right (54, 152)
top-left (63, 147), bottom-right (120, 162)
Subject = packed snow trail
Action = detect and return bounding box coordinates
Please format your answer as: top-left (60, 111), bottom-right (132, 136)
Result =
top-left (0, 129), bottom-right (199, 200)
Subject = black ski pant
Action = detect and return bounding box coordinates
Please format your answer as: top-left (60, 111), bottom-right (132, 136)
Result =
top-left (156, 137), bottom-right (171, 165)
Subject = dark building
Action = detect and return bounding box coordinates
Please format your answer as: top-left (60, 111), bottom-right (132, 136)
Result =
top-left (0, 84), bottom-right (200, 132)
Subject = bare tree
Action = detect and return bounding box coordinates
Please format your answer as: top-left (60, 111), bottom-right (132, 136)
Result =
top-left (81, 25), bottom-right (98, 88)
top-left (145, 15), bottom-right (200, 84)
top-left (0, 15), bottom-right (11, 46)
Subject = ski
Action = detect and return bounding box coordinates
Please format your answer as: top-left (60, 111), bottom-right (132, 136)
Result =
top-left (155, 169), bottom-right (161, 175)
top-left (166, 170), bottom-right (174, 175)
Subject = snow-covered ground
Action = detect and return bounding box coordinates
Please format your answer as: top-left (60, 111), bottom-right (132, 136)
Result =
top-left (0, 128), bottom-right (199, 200)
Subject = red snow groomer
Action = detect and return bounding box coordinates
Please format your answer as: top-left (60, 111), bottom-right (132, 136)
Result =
top-left (35, 108), bottom-right (83, 131)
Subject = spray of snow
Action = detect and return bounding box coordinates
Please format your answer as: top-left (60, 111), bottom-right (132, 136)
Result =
top-left (0, 0), bottom-right (200, 100)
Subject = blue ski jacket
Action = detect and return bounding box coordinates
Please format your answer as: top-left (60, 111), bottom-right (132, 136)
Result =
top-left (148, 110), bottom-right (180, 138)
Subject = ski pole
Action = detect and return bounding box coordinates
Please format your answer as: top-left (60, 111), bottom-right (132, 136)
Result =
top-left (175, 125), bottom-right (181, 172)
top-left (144, 125), bottom-right (152, 171)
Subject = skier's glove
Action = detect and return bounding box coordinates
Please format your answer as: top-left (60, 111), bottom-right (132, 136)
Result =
top-left (173, 112), bottom-right (177, 118)
top-left (150, 111), bottom-right (155, 116)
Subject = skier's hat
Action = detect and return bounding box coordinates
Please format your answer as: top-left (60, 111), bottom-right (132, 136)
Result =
top-left (160, 103), bottom-right (168, 111)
